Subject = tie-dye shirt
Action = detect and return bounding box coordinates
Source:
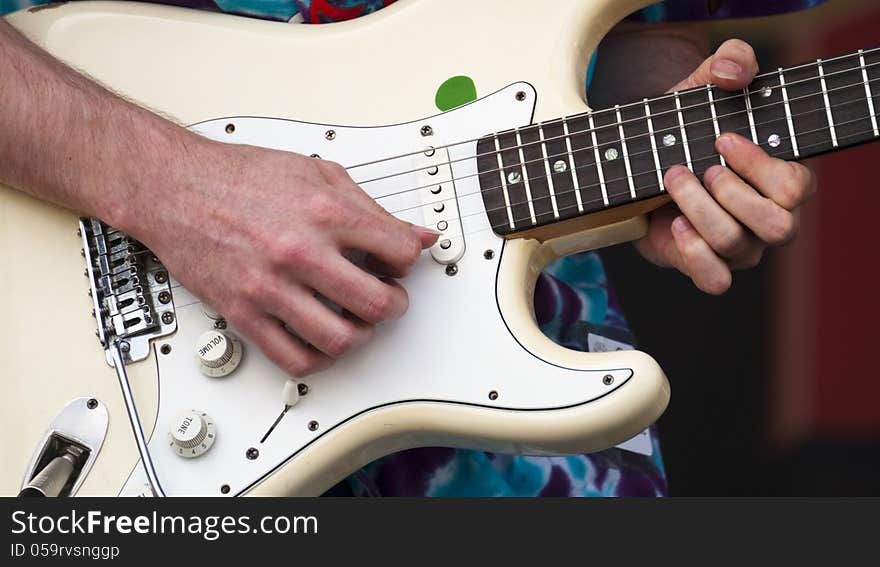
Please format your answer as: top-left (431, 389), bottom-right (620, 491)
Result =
top-left (0, 0), bottom-right (825, 496)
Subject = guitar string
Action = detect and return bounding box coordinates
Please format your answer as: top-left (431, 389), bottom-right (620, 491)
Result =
top-left (372, 86), bottom-right (879, 222)
top-left (360, 68), bottom-right (880, 203)
top-left (343, 48), bottom-right (880, 179)
top-left (417, 112), bottom-right (880, 241)
top-left (114, 118), bottom-right (878, 320)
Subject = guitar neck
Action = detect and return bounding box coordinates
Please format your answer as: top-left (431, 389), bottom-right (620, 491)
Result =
top-left (478, 46), bottom-right (880, 237)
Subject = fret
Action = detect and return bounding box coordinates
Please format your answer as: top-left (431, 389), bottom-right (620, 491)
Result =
top-left (514, 130), bottom-right (538, 224)
top-left (746, 74), bottom-right (797, 161)
top-left (567, 115), bottom-right (605, 214)
top-left (674, 93), bottom-right (694, 171)
top-left (707, 86), bottom-right (727, 166)
top-left (537, 125), bottom-right (560, 218)
top-left (743, 88), bottom-right (759, 143)
top-left (495, 130), bottom-right (533, 228)
top-left (679, 86), bottom-right (721, 178)
top-left (866, 48), bottom-right (880, 136)
top-left (620, 101), bottom-right (663, 198)
top-left (518, 125), bottom-right (556, 225)
top-left (713, 87), bottom-right (753, 143)
top-left (819, 52), bottom-right (876, 149)
top-left (615, 105), bottom-right (636, 200)
top-left (475, 135), bottom-right (514, 232)
top-left (778, 68), bottom-right (800, 158)
top-left (542, 118), bottom-right (582, 217)
top-left (817, 59), bottom-right (838, 147)
top-left (781, 60), bottom-right (834, 156)
top-left (645, 95), bottom-right (689, 182)
top-left (591, 107), bottom-right (632, 206)
top-left (860, 50), bottom-right (879, 137)
top-left (587, 114), bottom-right (610, 206)
top-left (643, 99), bottom-right (665, 190)
top-left (561, 118), bottom-right (584, 213)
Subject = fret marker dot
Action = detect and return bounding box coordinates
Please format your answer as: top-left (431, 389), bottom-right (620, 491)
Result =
top-left (604, 148), bottom-right (619, 161)
top-left (553, 160), bottom-right (568, 173)
top-left (760, 85), bottom-right (772, 98)
top-left (507, 171), bottom-right (522, 184)
top-left (662, 134), bottom-right (676, 147)
top-left (768, 133), bottom-right (782, 148)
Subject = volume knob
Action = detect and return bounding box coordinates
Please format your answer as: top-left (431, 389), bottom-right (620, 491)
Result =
top-left (168, 410), bottom-right (216, 459)
top-left (195, 329), bottom-right (243, 377)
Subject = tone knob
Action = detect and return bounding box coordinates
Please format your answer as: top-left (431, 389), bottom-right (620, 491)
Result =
top-left (195, 330), bottom-right (243, 377)
top-left (168, 410), bottom-right (216, 459)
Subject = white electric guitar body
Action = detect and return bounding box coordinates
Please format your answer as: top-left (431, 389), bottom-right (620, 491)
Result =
top-left (0, 0), bottom-right (671, 496)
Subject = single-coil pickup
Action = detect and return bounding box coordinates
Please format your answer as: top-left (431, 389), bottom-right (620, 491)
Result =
top-left (416, 145), bottom-right (465, 264)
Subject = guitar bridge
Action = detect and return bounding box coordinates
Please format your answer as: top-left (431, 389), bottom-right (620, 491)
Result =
top-left (79, 218), bottom-right (177, 365)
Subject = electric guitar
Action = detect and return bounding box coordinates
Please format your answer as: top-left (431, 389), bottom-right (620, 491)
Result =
top-left (1, 0), bottom-right (877, 496)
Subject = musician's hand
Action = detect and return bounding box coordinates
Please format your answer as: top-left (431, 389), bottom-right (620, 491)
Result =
top-left (133, 140), bottom-right (437, 377)
top-left (635, 39), bottom-right (817, 294)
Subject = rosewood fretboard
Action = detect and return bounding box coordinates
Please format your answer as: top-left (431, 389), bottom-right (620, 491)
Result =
top-left (477, 47), bottom-right (880, 236)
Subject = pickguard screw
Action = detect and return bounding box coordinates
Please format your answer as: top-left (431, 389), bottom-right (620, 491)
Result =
top-left (488, 390), bottom-right (499, 400)
top-left (160, 344), bottom-right (171, 355)
top-left (246, 448), bottom-right (259, 460)
top-left (87, 398), bottom-right (98, 410)
top-left (325, 130), bottom-right (336, 140)
top-left (308, 421), bottom-right (319, 431)
top-left (484, 249), bottom-right (495, 260)
top-left (158, 291), bottom-right (171, 304)
top-left (80, 248), bottom-right (85, 257)
top-left (420, 125), bottom-right (433, 137)
top-left (298, 383), bottom-right (309, 396)
top-left (445, 264), bottom-right (458, 277)
top-left (214, 319), bottom-right (227, 330)
top-left (225, 123), bottom-right (235, 134)
top-left (220, 485), bottom-right (230, 494)
top-left (154, 271), bottom-right (168, 284)
top-left (76, 228), bottom-right (82, 237)
top-left (161, 312), bottom-right (175, 325)
top-left (516, 91), bottom-right (527, 101)
top-left (603, 374), bottom-right (614, 386)
top-left (120, 341), bottom-right (131, 353)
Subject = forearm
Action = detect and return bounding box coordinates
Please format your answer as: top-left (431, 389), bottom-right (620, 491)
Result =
top-left (0, 20), bottom-right (207, 234)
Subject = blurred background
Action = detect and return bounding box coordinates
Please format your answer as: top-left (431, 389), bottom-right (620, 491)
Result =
top-left (602, 0), bottom-right (880, 495)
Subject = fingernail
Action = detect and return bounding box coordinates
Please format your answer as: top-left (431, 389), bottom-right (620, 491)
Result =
top-left (412, 225), bottom-right (441, 236)
top-left (704, 165), bottom-right (724, 185)
top-left (716, 134), bottom-right (734, 154)
top-left (663, 165), bottom-right (688, 188)
top-left (672, 215), bottom-right (693, 234)
top-left (711, 59), bottom-right (743, 81)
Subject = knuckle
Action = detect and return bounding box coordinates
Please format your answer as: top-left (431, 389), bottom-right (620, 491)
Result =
top-left (399, 231), bottom-right (422, 266)
top-left (323, 324), bottom-right (356, 358)
top-left (273, 237), bottom-right (315, 270)
top-left (305, 191), bottom-right (342, 226)
top-left (714, 226), bottom-right (746, 258)
top-left (766, 210), bottom-right (798, 245)
top-left (363, 290), bottom-right (396, 322)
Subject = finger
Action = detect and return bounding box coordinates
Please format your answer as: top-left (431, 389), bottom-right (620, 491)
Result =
top-left (303, 255), bottom-right (410, 324)
top-left (236, 314), bottom-right (333, 378)
top-left (716, 133), bottom-right (817, 209)
top-left (339, 213), bottom-right (434, 277)
top-left (671, 215), bottom-right (732, 295)
top-left (266, 285), bottom-right (374, 358)
top-left (362, 225), bottom-right (439, 278)
top-left (664, 166), bottom-right (753, 260)
top-left (669, 38), bottom-right (759, 92)
top-left (703, 164), bottom-right (800, 246)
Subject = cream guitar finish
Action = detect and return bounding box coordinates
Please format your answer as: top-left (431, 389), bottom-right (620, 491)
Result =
top-left (0, 0), bottom-right (669, 496)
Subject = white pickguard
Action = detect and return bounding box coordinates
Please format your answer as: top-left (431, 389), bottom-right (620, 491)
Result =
top-left (120, 84), bottom-right (634, 496)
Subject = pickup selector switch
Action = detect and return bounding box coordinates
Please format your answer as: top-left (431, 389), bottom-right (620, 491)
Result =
top-left (195, 330), bottom-right (243, 377)
top-left (168, 410), bottom-right (216, 458)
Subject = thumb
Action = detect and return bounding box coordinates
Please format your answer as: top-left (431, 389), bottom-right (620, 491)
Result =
top-left (668, 39), bottom-right (760, 93)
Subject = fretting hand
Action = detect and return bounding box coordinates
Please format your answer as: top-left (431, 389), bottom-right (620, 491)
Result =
top-left (635, 39), bottom-right (817, 294)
